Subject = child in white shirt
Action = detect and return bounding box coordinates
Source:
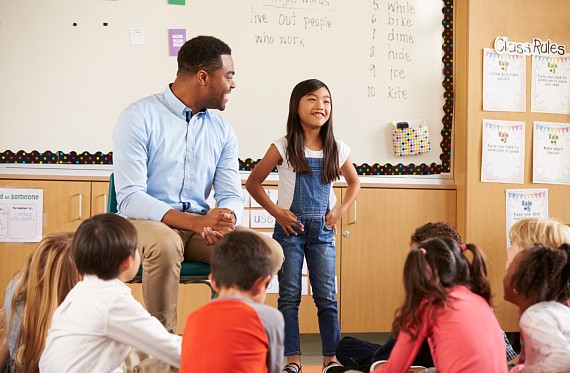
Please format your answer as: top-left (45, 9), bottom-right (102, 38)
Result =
top-left (40, 213), bottom-right (181, 373)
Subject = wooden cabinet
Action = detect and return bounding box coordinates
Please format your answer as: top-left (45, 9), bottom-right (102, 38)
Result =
top-left (0, 177), bottom-right (457, 334)
top-left (339, 187), bottom-right (457, 332)
top-left (91, 181), bottom-right (110, 215)
top-left (0, 179), bottom-right (93, 294)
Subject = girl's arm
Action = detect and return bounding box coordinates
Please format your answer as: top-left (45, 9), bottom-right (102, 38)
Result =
top-left (325, 156), bottom-right (360, 233)
top-left (245, 145), bottom-right (302, 235)
top-left (374, 327), bottom-right (428, 373)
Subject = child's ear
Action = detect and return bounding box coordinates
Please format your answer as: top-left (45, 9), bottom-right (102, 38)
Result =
top-left (119, 256), bottom-right (131, 272)
top-left (253, 275), bottom-right (272, 296)
top-left (208, 273), bottom-right (220, 292)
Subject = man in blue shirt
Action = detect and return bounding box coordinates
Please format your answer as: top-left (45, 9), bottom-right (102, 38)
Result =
top-left (113, 36), bottom-right (283, 332)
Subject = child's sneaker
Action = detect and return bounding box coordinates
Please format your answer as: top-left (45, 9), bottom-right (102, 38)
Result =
top-left (282, 362), bottom-right (302, 373)
top-left (322, 361), bottom-right (352, 373)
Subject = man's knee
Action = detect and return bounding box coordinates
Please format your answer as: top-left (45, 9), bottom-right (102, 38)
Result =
top-left (130, 220), bottom-right (184, 261)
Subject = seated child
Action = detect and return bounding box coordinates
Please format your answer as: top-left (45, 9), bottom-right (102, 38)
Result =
top-left (180, 230), bottom-right (284, 373)
top-left (504, 243), bottom-right (570, 372)
top-left (373, 237), bottom-right (507, 373)
top-left (331, 222), bottom-right (515, 372)
top-left (39, 213), bottom-right (181, 372)
top-left (2, 232), bottom-right (80, 373)
top-left (505, 217), bottom-right (570, 363)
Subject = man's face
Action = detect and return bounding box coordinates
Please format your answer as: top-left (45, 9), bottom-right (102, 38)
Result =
top-left (204, 54), bottom-right (236, 111)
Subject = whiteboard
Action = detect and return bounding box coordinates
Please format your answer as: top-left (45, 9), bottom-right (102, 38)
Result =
top-left (0, 0), bottom-right (446, 168)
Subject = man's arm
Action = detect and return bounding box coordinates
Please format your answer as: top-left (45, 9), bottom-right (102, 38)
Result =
top-left (212, 125), bottom-right (244, 225)
top-left (113, 108), bottom-right (173, 221)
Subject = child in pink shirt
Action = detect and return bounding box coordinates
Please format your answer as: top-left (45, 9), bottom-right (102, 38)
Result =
top-left (373, 237), bottom-right (507, 373)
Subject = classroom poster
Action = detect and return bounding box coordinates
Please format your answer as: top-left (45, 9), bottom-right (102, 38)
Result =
top-left (481, 120), bottom-right (525, 183)
top-left (168, 29), bottom-right (186, 56)
top-left (505, 189), bottom-right (548, 248)
top-left (533, 121), bottom-right (570, 185)
top-left (483, 49), bottom-right (526, 112)
top-left (531, 54), bottom-right (570, 114)
top-left (0, 188), bottom-right (43, 243)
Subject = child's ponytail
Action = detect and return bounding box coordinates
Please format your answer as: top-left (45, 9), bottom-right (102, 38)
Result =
top-left (393, 246), bottom-right (448, 339)
top-left (462, 243), bottom-right (492, 304)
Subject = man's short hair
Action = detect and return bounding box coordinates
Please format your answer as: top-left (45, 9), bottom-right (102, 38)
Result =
top-left (211, 231), bottom-right (272, 291)
top-left (410, 222), bottom-right (462, 245)
top-left (177, 35), bottom-right (231, 75)
top-left (72, 213), bottom-right (137, 280)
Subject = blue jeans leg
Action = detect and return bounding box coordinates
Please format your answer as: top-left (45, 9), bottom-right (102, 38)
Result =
top-left (306, 222), bottom-right (340, 356)
top-left (276, 227), bottom-right (305, 356)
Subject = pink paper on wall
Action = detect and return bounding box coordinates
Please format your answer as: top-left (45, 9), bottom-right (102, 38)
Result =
top-left (169, 29), bottom-right (186, 56)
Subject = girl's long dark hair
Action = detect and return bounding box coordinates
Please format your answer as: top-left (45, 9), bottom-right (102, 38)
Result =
top-left (285, 79), bottom-right (340, 184)
top-left (392, 237), bottom-right (491, 339)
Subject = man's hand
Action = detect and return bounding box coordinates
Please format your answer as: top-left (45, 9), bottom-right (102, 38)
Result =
top-left (199, 208), bottom-right (236, 245)
top-left (201, 227), bottom-right (225, 245)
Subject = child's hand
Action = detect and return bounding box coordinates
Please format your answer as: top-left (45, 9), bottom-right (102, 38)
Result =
top-left (275, 209), bottom-right (304, 236)
top-left (325, 209), bottom-right (342, 235)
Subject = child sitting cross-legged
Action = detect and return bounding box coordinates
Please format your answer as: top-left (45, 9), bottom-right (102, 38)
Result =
top-left (39, 213), bottom-right (182, 373)
top-left (180, 230), bottom-right (284, 373)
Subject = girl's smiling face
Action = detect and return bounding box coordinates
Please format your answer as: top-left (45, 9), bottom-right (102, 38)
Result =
top-left (297, 87), bottom-right (331, 130)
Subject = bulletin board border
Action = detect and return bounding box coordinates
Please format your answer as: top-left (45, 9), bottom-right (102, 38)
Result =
top-left (0, 0), bottom-right (453, 176)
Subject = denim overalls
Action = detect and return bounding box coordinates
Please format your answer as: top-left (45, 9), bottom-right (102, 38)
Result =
top-left (274, 157), bottom-right (340, 356)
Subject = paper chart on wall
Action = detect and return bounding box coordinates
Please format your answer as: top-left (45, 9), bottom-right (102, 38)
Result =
top-left (482, 49), bottom-right (526, 112)
top-left (505, 189), bottom-right (548, 248)
top-left (533, 121), bottom-right (570, 185)
top-left (481, 120), bottom-right (525, 183)
top-left (531, 54), bottom-right (570, 114)
top-left (0, 188), bottom-right (43, 243)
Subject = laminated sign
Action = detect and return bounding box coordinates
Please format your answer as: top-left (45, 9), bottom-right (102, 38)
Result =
top-left (392, 122), bottom-right (431, 156)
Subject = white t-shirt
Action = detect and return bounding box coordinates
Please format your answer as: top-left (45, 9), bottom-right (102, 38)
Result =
top-left (273, 137), bottom-right (350, 211)
top-left (511, 301), bottom-right (570, 372)
top-left (40, 275), bottom-right (181, 373)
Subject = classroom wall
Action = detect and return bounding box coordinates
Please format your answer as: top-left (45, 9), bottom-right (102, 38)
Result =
top-left (455, 0), bottom-right (570, 331)
top-left (0, 0), bottom-right (447, 168)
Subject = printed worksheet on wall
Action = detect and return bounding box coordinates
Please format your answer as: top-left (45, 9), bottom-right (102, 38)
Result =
top-left (531, 54), bottom-right (570, 114)
top-left (505, 189), bottom-right (548, 248)
top-left (0, 188), bottom-right (43, 243)
top-left (482, 48), bottom-right (526, 112)
top-left (533, 121), bottom-right (570, 185)
top-left (481, 119), bottom-right (525, 183)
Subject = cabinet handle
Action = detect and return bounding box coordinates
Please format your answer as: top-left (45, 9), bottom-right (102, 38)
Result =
top-left (77, 193), bottom-right (83, 220)
top-left (350, 201), bottom-right (357, 225)
top-left (342, 231), bottom-right (350, 238)
top-left (103, 193), bottom-right (108, 212)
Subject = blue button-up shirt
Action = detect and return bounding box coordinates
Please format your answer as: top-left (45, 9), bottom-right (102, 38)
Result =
top-left (113, 85), bottom-right (244, 223)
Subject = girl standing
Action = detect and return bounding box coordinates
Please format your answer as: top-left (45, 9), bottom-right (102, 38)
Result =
top-left (373, 237), bottom-right (507, 373)
top-left (246, 79), bottom-right (360, 372)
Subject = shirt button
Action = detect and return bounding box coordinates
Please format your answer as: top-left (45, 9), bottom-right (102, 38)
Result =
top-left (189, 148), bottom-right (193, 151)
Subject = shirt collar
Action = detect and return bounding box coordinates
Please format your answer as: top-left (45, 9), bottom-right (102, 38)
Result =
top-left (164, 84), bottom-right (207, 121)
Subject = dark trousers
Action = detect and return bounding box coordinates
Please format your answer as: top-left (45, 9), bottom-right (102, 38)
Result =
top-left (335, 335), bottom-right (434, 370)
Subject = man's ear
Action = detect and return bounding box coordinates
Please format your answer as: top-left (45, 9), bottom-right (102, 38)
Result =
top-left (197, 69), bottom-right (208, 85)
top-left (209, 273), bottom-right (220, 292)
top-left (253, 275), bottom-right (272, 296)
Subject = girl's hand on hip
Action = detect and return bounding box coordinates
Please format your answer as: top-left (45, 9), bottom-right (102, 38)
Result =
top-left (275, 209), bottom-right (303, 236)
top-left (325, 210), bottom-right (342, 234)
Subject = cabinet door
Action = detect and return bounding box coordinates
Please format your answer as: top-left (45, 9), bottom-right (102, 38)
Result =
top-left (0, 179), bottom-right (92, 295)
top-left (91, 181), bottom-right (110, 215)
top-left (340, 188), bottom-right (456, 332)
